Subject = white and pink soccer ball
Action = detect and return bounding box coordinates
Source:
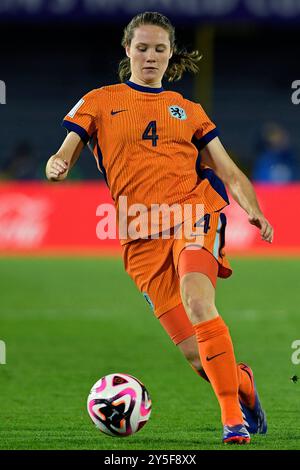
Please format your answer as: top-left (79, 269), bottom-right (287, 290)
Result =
top-left (87, 373), bottom-right (152, 437)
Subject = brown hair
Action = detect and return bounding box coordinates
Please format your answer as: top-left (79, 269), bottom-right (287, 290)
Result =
top-left (118, 11), bottom-right (202, 83)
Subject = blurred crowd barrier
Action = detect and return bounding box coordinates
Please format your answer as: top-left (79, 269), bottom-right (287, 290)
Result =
top-left (1, 0), bottom-right (300, 21)
top-left (0, 182), bottom-right (298, 256)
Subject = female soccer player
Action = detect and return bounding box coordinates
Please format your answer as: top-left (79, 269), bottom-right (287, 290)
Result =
top-left (45, 12), bottom-right (273, 444)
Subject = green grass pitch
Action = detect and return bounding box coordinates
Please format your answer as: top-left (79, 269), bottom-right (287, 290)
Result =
top-left (0, 256), bottom-right (300, 450)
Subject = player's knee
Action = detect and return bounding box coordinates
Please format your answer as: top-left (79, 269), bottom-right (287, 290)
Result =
top-left (185, 296), bottom-right (217, 324)
top-left (180, 273), bottom-right (218, 324)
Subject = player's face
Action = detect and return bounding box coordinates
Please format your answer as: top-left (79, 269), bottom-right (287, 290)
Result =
top-left (126, 25), bottom-right (173, 87)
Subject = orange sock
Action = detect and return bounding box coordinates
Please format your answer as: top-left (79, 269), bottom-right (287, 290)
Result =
top-left (237, 363), bottom-right (255, 409)
top-left (193, 316), bottom-right (243, 426)
top-left (191, 358), bottom-right (256, 410)
top-left (192, 362), bottom-right (255, 407)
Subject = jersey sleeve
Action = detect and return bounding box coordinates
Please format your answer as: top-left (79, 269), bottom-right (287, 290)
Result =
top-left (62, 89), bottom-right (99, 144)
top-left (192, 103), bottom-right (219, 151)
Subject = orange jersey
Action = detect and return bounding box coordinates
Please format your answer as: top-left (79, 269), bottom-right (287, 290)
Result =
top-left (62, 81), bottom-right (228, 243)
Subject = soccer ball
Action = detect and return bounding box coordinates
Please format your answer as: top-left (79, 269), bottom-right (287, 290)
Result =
top-left (87, 373), bottom-right (152, 437)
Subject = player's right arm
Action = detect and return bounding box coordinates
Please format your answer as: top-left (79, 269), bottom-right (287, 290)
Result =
top-left (46, 89), bottom-right (99, 182)
top-left (45, 131), bottom-right (84, 181)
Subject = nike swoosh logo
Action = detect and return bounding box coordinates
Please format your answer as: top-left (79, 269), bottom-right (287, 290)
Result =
top-left (111, 109), bottom-right (127, 115)
top-left (206, 352), bottom-right (226, 362)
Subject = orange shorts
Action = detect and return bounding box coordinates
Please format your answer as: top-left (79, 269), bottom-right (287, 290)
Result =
top-left (122, 211), bottom-right (232, 319)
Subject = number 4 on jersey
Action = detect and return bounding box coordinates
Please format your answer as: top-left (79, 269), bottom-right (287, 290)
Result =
top-left (142, 121), bottom-right (159, 147)
top-left (194, 214), bottom-right (211, 234)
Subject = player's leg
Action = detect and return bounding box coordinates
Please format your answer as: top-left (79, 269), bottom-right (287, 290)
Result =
top-left (179, 267), bottom-right (242, 421)
top-left (159, 304), bottom-right (260, 397)
top-left (175, 205), bottom-right (266, 436)
top-left (159, 303), bottom-right (209, 381)
top-left (177, 246), bottom-right (250, 443)
top-left (159, 303), bottom-right (266, 435)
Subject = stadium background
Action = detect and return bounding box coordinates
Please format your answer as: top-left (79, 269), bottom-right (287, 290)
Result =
top-left (0, 0), bottom-right (300, 451)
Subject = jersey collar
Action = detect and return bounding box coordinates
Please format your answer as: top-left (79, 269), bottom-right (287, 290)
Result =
top-left (125, 80), bottom-right (164, 94)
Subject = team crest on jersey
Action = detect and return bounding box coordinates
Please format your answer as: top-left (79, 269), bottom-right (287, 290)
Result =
top-left (168, 105), bottom-right (187, 120)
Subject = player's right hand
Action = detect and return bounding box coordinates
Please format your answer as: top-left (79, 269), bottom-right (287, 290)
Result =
top-left (46, 155), bottom-right (69, 181)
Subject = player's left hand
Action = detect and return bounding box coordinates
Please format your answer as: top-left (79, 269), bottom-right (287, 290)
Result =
top-left (248, 212), bottom-right (274, 243)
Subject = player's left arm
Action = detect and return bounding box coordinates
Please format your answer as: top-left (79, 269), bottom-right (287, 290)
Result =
top-left (201, 136), bottom-right (274, 243)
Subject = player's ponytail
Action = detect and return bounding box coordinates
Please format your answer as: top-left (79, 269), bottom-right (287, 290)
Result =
top-left (164, 46), bottom-right (202, 82)
top-left (118, 57), bottom-right (131, 84)
top-left (118, 11), bottom-right (202, 83)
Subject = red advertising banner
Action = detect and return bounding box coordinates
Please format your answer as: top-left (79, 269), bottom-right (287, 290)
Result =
top-left (0, 182), bottom-right (298, 256)
top-left (223, 184), bottom-right (300, 255)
